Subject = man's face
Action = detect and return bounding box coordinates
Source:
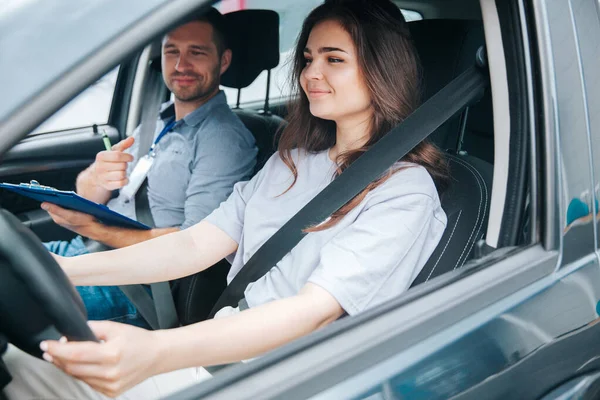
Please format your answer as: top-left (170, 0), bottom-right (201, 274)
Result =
top-left (161, 21), bottom-right (230, 102)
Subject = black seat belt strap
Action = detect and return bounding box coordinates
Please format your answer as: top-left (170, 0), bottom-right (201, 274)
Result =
top-left (117, 65), bottom-right (179, 330)
top-left (117, 284), bottom-right (160, 329)
top-left (208, 64), bottom-right (488, 319)
top-left (136, 181), bottom-right (179, 330)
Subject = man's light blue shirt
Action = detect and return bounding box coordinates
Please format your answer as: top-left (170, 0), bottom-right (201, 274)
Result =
top-left (107, 91), bottom-right (257, 229)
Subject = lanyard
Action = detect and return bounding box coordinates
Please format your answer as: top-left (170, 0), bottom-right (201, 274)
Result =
top-left (148, 118), bottom-right (177, 155)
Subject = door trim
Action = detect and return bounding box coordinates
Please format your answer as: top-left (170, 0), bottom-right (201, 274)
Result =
top-left (172, 245), bottom-right (558, 400)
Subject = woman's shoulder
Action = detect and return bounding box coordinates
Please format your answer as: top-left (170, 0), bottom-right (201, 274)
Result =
top-left (263, 148), bottom-right (329, 169)
top-left (373, 162), bottom-right (441, 202)
top-left (262, 152), bottom-right (440, 201)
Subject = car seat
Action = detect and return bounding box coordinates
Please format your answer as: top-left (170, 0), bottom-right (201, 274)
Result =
top-left (409, 19), bottom-right (494, 285)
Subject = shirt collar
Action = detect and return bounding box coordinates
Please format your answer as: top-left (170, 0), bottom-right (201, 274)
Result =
top-left (159, 90), bottom-right (228, 128)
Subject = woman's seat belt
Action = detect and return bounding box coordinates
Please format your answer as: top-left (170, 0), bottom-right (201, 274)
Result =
top-left (123, 52), bottom-right (488, 330)
top-left (208, 59), bottom-right (489, 319)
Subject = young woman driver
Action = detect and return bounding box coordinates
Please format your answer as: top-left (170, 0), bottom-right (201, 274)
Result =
top-left (4, 0), bottom-right (448, 398)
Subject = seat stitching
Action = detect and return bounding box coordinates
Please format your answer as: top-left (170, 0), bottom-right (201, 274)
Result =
top-left (450, 157), bottom-right (484, 270)
top-left (459, 161), bottom-right (489, 268)
top-left (452, 157), bottom-right (486, 269)
top-left (426, 209), bottom-right (462, 282)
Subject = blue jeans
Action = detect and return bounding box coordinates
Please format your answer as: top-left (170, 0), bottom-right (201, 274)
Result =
top-left (44, 236), bottom-right (151, 329)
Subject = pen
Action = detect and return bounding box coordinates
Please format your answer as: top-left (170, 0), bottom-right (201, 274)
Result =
top-left (93, 124), bottom-right (112, 151)
top-left (102, 131), bottom-right (112, 151)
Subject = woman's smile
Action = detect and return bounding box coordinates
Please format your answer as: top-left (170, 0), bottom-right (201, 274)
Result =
top-left (307, 88), bottom-right (331, 99)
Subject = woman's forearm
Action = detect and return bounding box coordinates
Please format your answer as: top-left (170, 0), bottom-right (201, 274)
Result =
top-left (151, 283), bottom-right (344, 373)
top-left (62, 221), bottom-right (237, 286)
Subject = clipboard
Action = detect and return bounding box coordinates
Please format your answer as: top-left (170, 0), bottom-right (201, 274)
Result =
top-left (0, 181), bottom-right (151, 230)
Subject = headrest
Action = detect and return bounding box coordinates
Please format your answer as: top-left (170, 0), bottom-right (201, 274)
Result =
top-left (149, 9), bottom-right (280, 90)
top-left (409, 19), bottom-right (492, 156)
top-left (409, 19), bottom-right (484, 101)
top-left (221, 9), bottom-right (280, 89)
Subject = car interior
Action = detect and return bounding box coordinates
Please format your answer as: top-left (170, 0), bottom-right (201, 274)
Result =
top-left (0, 0), bottom-right (534, 395)
top-left (131, 2), bottom-right (498, 324)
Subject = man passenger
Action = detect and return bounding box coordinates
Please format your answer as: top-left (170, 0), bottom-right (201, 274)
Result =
top-left (43, 8), bottom-right (257, 326)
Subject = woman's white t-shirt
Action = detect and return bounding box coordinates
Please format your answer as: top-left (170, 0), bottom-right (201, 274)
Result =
top-left (205, 149), bottom-right (447, 315)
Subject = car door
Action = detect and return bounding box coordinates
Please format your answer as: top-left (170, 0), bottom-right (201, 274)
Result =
top-left (0, 58), bottom-right (139, 242)
top-left (162, 0), bottom-right (600, 399)
top-left (585, 1), bottom-right (600, 259)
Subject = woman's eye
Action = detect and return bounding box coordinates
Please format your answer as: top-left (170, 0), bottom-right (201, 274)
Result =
top-left (328, 57), bottom-right (343, 63)
top-left (304, 58), bottom-right (313, 65)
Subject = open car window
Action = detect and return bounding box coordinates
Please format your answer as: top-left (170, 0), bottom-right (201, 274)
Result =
top-left (30, 67), bottom-right (120, 136)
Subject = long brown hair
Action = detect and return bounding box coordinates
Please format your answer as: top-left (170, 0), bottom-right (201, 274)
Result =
top-left (278, 0), bottom-right (449, 231)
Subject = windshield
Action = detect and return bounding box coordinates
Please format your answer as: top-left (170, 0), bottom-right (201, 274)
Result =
top-left (0, 0), bottom-right (171, 123)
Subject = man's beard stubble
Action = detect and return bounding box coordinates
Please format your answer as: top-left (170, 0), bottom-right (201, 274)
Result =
top-left (168, 63), bottom-right (221, 103)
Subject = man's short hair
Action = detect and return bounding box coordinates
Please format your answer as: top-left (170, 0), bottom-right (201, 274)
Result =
top-left (182, 7), bottom-right (230, 55)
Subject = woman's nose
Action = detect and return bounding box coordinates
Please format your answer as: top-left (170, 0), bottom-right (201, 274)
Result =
top-left (303, 60), bottom-right (323, 80)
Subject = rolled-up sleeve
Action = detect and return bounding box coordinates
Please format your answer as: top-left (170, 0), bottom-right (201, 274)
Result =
top-left (308, 191), bottom-right (445, 316)
top-left (180, 124), bottom-right (257, 230)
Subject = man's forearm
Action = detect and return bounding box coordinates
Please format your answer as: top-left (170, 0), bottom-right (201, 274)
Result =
top-left (75, 165), bottom-right (112, 204)
top-left (89, 224), bottom-right (179, 249)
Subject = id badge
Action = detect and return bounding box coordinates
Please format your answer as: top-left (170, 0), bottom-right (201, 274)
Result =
top-left (120, 154), bottom-right (155, 200)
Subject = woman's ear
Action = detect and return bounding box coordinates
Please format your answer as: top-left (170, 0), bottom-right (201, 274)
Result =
top-left (219, 49), bottom-right (233, 75)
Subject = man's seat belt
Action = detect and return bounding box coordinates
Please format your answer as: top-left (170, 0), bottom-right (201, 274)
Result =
top-left (207, 61), bottom-right (489, 319)
top-left (117, 68), bottom-right (179, 330)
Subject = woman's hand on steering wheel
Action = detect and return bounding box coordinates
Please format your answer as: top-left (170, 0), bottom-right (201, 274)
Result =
top-left (40, 321), bottom-right (163, 398)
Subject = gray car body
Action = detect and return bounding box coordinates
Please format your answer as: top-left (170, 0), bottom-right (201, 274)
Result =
top-left (1, 0), bottom-right (599, 399)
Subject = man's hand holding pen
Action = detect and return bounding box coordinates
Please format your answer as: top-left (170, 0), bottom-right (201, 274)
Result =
top-left (93, 136), bottom-right (135, 192)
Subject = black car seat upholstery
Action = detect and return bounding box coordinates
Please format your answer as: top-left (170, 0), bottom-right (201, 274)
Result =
top-left (408, 19), bottom-right (494, 285)
top-left (411, 19), bottom-right (494, 164)
top-left (0, 338), bottom-right (9, 397)
top-left (175, 10), bottom-right (285, 325)
top-left (412, 153), bottom-right (493, 286)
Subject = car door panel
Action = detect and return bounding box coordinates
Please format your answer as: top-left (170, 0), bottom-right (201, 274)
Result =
top-left (169, 246), bottom-right (559, 400)
top-left (193, 253), bottom-right (597, 400)
top-left (576, 0), bottom-right (600, 256)
top-left (0, 126), bottom-right (120, 241)
top-left (546, 0), bottom-right (598, 266)
top-left (1, 126), bottom-right (118, 163)
top-left (541, 371), bottom-right (600, 400)
top-left (352, 259), bottom-right (600, 400)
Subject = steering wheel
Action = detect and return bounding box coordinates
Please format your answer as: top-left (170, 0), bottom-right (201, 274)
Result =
top-left (0, 208), bottom-right (96, 359)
